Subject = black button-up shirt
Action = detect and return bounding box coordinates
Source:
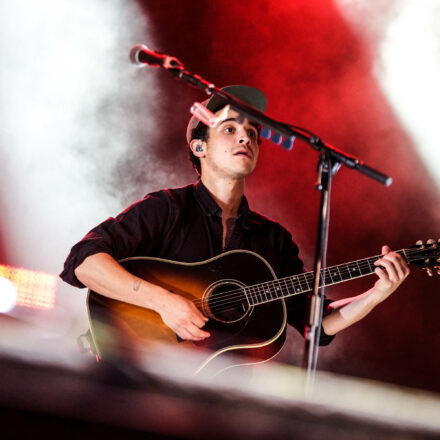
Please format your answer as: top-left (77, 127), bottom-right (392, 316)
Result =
top-left (60, 180), bottom-right (333, 344)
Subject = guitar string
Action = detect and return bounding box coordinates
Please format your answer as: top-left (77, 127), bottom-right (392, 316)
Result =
top-left (192, 246), bottom-right (434, 315)
top-left (191, 252), bottom-right (400, 311)
top-left (205, 245), bottom-right (434, 310)
top-left (197, 265), bottom-right (373, 315)
top-left (200, 246), bottom-right (436, 312)
top-left (190, 248), bottom-right (434, 314)
top-left (192, 248), bottom-right (423, 313)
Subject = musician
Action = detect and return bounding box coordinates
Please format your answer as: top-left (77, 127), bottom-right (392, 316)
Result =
top-left (60, 85), bottom-right (409, 346)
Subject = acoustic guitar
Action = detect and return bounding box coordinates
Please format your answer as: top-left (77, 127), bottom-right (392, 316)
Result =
top-left (87, 240), bottom-right (439, 375)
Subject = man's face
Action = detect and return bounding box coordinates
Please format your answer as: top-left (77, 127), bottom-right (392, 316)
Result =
top-left (200, 108), bottom-right (260, 180)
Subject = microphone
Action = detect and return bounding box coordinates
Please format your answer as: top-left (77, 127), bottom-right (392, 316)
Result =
top-left (129, 44), bottom-right (183, 69)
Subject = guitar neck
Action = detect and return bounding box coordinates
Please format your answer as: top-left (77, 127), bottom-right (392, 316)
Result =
top-left (245, 249), bottom-right (410, 306)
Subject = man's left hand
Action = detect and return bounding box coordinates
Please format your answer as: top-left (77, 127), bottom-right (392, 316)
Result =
top-left (372, 245), bottom-right (410, 302)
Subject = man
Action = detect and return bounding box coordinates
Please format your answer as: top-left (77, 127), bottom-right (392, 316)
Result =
top-left (60, 85), bottom-right (409, 348)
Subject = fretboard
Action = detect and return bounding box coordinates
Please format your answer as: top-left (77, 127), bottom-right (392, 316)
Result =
top-left (245, 249), bottom-right (409, 306)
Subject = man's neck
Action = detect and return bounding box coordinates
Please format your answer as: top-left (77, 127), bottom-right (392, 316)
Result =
top-left (201, 174), bottom-right (244, 218)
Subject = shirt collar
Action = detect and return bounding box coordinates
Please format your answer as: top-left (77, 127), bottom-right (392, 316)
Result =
top-left (193, 180), bottom-right (251, 224)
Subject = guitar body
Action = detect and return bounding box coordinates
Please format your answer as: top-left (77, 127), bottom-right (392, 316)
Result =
top-left (87, 250), bottom-right (287, 375)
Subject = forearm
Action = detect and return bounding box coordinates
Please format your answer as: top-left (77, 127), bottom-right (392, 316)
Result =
top-left (74, 252), bottom-right (170, 312)
top-left (74, 252), bottom-right (210, 341)
top-left (322, 288), bottom-right (382, 335)
top-left (322, 245), bottom-right (410, 335)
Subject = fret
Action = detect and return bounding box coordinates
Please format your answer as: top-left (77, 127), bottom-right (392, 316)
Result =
top-left (309, 271), bottom-right (331, 288)
top-left (285, 277), bottom-right (294, 294)
top-left (259, 283), bottom-right (267, 302)
top-left (253, 279), bottom-right (289, 304)
top-left (291, 275), bottom-right (303, 293)
top-left (284, 278), bottom-right (292, 297)
top-left (323, 269), bottom-right (333, 286)
top-left (358, 259), bottom-right (371, 275)
top-left (302, 273), bottom-right (311, 291)
top-left (328, 265), bottom-right (342, 283)
top-left (268, 282), bottom-right (274, 300)
top-left (252, 285), bottom-right (260, 305)
top-left (337, 263), bottom-right (350, 280)
top-left (366, 258), bottom-right (375, 272)
top-left (274, 279), bottom-right (283, 299)
top-left (399, 249), bottom-right (409, 264)
top-left (347, 262), bottom-right (360, 277)
top-left (250, 284), bottom-right (263, 305)
top-left (263, 283), bottom-right (271, 302)
top-left (246, 286), bottom-right (256, 306)
top-left (281, 278), bottom-right (290, 296)
top-left (253, 285), bottom-right (261, 303)
top-left (253, 285), bottom-right (261, 305)
top-left (326, 269), bottom-right (334, 284)
top-left (336, 265), bottom-right (343, 280)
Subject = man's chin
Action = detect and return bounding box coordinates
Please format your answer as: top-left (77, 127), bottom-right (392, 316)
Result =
top-left (231, 166), bottom-right (255, 179)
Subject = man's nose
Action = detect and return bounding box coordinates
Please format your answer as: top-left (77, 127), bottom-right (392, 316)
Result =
top-left (238, 129), bottom-right (251, 144)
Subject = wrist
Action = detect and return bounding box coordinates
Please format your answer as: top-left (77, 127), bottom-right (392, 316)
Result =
top-left (131, 277), bottom-right (168, 312)
top-left (148, 285), bottom-right (173, 314)
top-left (367, 286), bottom-right (389, 305)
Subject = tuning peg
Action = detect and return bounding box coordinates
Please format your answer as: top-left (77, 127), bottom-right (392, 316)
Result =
top-left (435, 266), bottom-right (440, 276)
top-left (427, 239), bottom-right (436, 246)
top-left (416, 240), bottom-right (424, 248)
top-left (424, 267), bottom-right (434, 276)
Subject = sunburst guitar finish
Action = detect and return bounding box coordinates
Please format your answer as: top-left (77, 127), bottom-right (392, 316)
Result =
top-left (87, 250), bottom-right (286, 376)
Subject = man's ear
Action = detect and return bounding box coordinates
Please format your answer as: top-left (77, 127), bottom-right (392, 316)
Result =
top-left (190, 139), bottom-right (206, 158)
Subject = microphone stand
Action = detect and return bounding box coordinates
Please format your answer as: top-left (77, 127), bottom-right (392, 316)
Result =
top-left (302, 145), bottom-right (341, 396)
top-left (156, 61), bottom-right (392, 394)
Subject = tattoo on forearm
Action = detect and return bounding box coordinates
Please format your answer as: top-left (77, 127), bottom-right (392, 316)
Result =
top-left (133, 278), bottom-right (141, 292)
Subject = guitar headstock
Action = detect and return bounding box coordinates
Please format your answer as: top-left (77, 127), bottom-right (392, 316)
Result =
top-left (409, 239), bottom-right (440, 276)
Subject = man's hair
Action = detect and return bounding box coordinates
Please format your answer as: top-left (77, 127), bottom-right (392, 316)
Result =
top-left (187, 104), bottom-right (262, 175)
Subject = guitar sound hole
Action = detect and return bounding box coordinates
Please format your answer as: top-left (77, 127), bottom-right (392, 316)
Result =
top-left (204, 281), bottom-right (250, 323)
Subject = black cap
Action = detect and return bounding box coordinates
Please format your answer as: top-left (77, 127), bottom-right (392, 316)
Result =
top-left (186, 85), bottom-right (267, 143)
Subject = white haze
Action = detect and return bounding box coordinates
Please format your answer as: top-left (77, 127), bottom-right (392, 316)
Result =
top-left (336, 0), bottom-right (440, 189)
top-left (0, 0), bottom-right (165, 330)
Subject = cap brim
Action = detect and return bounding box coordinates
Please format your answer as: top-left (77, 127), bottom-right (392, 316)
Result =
top-left (186, 85), bottom-right (267, 143)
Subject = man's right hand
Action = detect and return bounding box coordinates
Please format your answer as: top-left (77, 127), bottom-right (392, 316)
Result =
top-left (155, 289), bottom-right (210, 341)
top-left (75, 253), bottom-right (210, 342)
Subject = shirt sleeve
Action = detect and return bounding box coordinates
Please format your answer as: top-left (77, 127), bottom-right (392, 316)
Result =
top-left (59, 193), bottom-right (171, 288)
top-left (277, 228), bottom-right (335, 346)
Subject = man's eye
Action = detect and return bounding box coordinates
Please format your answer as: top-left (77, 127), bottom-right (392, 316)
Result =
top-left (224, 126), bottom-right (234, 133)
top-left (248, 130), bottom-right (257, 138)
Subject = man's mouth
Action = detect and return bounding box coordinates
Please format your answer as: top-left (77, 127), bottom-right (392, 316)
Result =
top-left (234, 149), bottom-right (251, 158)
